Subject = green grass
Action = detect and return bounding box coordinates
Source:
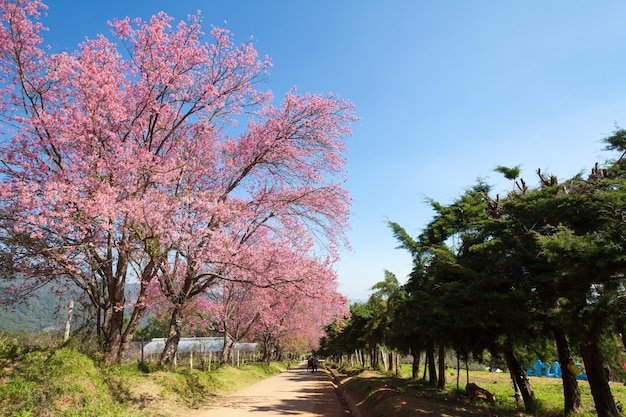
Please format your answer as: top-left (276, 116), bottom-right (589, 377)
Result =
top-left (466, 369), bottom-right (626, 416)
top-left (0, 332), bottom-right (286, 417)
top-left (208, 361), bottom-right (282, 391)
top-left (6, 334), bottom-right (623, 417)
top-left (146, 362), bottom-right (283, 408)
top-left (1, 346), bottom-right (138, 417)
top-left (333, 362), bottom-right (626, 417)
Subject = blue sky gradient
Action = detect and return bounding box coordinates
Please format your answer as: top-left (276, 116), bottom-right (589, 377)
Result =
top-left (42, 1), bottom-right (626, 300)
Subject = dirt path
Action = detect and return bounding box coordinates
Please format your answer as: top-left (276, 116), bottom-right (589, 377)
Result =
top-left (189, 361), bottom-right (351, 417)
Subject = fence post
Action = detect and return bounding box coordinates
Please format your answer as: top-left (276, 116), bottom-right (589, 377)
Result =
top-left (64, 299), bottom-right (74, 341)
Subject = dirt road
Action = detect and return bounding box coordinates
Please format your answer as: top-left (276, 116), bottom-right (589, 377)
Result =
top-left (189, 361), bottom-right (351, 417)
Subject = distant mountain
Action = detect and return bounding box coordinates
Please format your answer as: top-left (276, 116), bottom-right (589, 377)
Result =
top-left (0, 281), bottom-right (73, 333)
top-left (0, 280), bottom-right (146, 333)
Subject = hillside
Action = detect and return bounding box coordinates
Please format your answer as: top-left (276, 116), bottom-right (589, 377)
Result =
top-left (0, 280), bottom-right (72, 333)
top-left (0, 280), bottom-right (146, 333)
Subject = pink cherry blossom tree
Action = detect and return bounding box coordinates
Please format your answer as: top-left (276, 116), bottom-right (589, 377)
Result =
top-left (250, 258), bottom-right (349, 362)
top-left (194, 248), bottom-right (348, 364)
top-left (150, 84), bottom-right (356, 365)
top-left (0, 0), bottom-right (355, 365)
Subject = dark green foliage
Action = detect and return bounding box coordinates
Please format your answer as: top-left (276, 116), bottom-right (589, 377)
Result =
top-left (321, 131), bottom-right (626, 416)
top-left (133, 315), bottom-right (167, 341)
top-left (495, 164), bottom-right (521, 181)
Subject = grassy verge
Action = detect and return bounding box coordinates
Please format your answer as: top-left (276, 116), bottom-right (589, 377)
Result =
top-left (0, 332), bottom-right (285, 417)
top-left (330, 362), bottom-right (626, 417)
top-left (1, 344), bottom-right (135, 416)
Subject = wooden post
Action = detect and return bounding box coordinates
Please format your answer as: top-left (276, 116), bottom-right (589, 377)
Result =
top-left (395, 352), bottom-right (399, 377)
top-left (64, 299), bottom-right (74, 341)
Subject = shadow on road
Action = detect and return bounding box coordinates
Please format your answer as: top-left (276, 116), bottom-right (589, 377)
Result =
top-left (196, 365), bottom-right (349, 417)
top-left (260, 368), bottom-right (346, 416)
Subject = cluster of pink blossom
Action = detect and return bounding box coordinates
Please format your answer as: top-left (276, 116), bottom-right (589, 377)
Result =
top-left (0, 0), bottom-right (356, 364)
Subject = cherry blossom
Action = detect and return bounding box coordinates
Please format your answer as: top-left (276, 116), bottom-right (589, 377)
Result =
top-left (0, 0), bottom-right (356, 364)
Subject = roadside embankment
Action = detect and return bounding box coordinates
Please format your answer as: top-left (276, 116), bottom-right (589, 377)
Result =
top-left (326, 366), bottom-right (362, 417)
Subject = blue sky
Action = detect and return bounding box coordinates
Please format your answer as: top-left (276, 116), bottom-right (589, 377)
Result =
top-left (42, 1), bottom-right (626, 301)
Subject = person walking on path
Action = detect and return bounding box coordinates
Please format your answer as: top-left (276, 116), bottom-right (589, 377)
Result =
top-left (190, 361), bottom-right (349, 417)
top-left (311, 356), bottom-right (319, 373)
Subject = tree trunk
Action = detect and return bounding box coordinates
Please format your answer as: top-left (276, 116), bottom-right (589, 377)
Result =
top-left (118, 284), bottom-right (152, 360)
top-left (437, 341), bottom-right (446, 390)
top-left (388, 351), bottom-right (394, 372)
top-left (427, 344), bottom-right (437, 386)
top-left (503, 346), bottom-right (536, 412)
top-left (509, 367), bottom-right (522, 404)
top-left (410, 348), bottom-right (420, 379)
top-left (102, 275), bottom-right (126, 365)
top-left (371, 345), bottom-right (377, 368)
top-left (103, 308), bottom-right (124, 364)
top-left (100, 253), bottom-right (157, 365)
top-left (395, 352), bottom-right (399, 377)
top-left (119, 304), bottom-right (147, 360)
top-left (579, 336), bottom-right (619, 417)
top-left (222, 335), bottom-right (234, 365)
top-left (160, 306), bottom-right (184, 367)
top-left (261, 335), bottom-right (274, 364)
top-left (553, 327), bottom-right (583, 414)
top-left (456, 353), bottom-right (460, 389)
top-left (380, 346), bottom-right (387, 370)
top-left (100, 242), bottom-right (128, 365)
top-left (119, 262), bottom-right (157, 360)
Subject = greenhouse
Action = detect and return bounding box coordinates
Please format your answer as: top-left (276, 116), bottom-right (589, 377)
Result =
top-left (143, 337), bottom-right (258, 354)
